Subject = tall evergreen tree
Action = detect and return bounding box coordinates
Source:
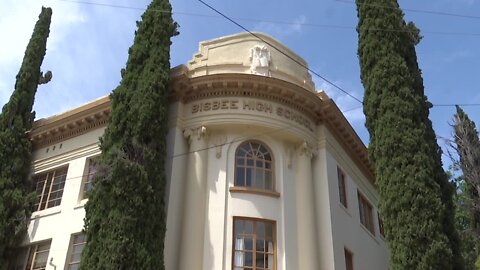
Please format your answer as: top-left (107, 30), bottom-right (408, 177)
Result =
top-left (0, 7), bottom-right (52, 270)
top-left (453, 105), bottom-right (480, 235)
top-left (451, 170), bottom-right (480, 270)
top-left (356, 1), bottom-right (463, 269)
top-left (80, 0), bottom-right (177, 269)
top-left (452, 106), bottom-right (480, 268)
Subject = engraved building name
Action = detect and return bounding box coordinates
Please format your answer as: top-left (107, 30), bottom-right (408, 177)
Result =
top-left (191, 99), bottom-right (314, 131)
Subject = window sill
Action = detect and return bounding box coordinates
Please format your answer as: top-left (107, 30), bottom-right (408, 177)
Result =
top-left (360, 223), bottom-right (379, 244)
top-left (74, 198), bottom-right (88, 210)
top-left (30, 207), bottom-right (62, 220)
top-left (339, 203), bottom-right (351, 217)
top-left (229, 186), bottom-right (280, 198)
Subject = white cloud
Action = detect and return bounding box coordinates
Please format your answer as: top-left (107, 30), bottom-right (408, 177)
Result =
top-left (442, 50), bottom-right (472, 63)
top-left (0, 0), bottom-right (86, 114)
top-left (0, 0), bottom-right (145, 118)
top-left (0, 0), bottom-right (85, 69)
top-left (253, 15), bottom-right (307, 38)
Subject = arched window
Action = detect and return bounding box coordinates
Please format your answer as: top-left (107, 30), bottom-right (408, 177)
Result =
top-left (235, 141), bottom-right (274, 191)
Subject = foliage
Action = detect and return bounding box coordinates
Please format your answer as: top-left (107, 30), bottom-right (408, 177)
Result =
top-left (454, 174), bottom-right (479, 270)
top-left (80, 0), bottom-right (177, 269)
top-left (0, 7), bottom-right (52, 270)
top-left (453, 106), bottom-right (480, 234)
top-left (451, 106), bottom-right (480, 269)
top-left (355, 0), bottom-right (463, 269)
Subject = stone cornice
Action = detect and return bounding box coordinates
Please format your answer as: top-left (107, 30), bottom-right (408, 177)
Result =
top-left (321, 99), bottom-right (375, 184)
top-left (28, 70), bottom-right (374, 185)
top-left (29, 96), bottom-right (110, 149)
top-left (170, 72), bottom-right (374, 184)
top-left (171, 73), bottom-right (326, 124)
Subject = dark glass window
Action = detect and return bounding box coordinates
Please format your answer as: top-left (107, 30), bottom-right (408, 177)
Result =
top-left (235, 141), bottom-right (274, 191)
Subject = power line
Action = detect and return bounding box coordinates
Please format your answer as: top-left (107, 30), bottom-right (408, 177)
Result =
top-left (432, 103), bottom-right (480, 107)
top-left (50, 0), bottom-right (480, 37)
top-left (337, 0), bottom-right (480, 20)
top-left (47, 0), bottom-right (480, 108)
top-left (195, 0), bottom-right (364, 104)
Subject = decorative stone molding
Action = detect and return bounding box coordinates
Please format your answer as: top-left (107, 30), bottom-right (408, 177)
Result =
top-left (212, 135), bottom-right (227, 159)
top-left (297, 141), bottom-right (317, 159)
top-left (183, 126), bottom-right (208, 144)
top-left (29, 96), bottom-right (110, 149)
top-left (249, 45), bottom-right (271, 76)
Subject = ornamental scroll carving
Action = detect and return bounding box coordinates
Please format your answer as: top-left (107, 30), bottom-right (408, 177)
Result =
top-left (297, 141), bottom-right (317, 159)
top-left (249, 45), bottom-right (271, 76)
top-left (183, 126), bottom-right (207, 144)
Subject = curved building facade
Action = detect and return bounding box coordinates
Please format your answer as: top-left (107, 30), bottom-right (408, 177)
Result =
top-left (12, 32), bottom-right (388, 270)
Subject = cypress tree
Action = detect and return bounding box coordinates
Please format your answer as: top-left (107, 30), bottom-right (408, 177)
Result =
top-left (452, 171), bottom-right (480, 270)
top-left (80, 0), bottom-right (177, 269)
top-left (453, 106), bottom-right (480, 236)
top-left (0, 7), bottom-right (52, 269)
top-left (356, 0), bottom-right (463, 269)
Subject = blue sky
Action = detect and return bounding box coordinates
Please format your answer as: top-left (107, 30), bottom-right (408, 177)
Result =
top-left (1, 0), bottom-right (480, 165)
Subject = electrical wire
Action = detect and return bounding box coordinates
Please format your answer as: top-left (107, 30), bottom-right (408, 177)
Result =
top-left (195, 0), bottom-right (363, 104)
top-left (48, 0), bottom-right (480, 37)
top-left (336, 0), bottom-right (480, 20)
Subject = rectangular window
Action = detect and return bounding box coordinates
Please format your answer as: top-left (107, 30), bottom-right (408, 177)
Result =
top-left (66, 233), bottom-right (87, 270)
top-left (9, 241), bottom-right (51, 270)
top-left (33, 166), bottom-right (68, 212)
top-left (81, 157), bottom-right (99, 199)
top-left (337, 167), bottom-right (347, 207)
top-left (344, 248), bottom-right (353, 270)
top-left (233, 217), bottom-right (275, 270)
top-left (378, 212), bottom-right (385, 237)
top-left (358, 191), bottom-right (375, 234)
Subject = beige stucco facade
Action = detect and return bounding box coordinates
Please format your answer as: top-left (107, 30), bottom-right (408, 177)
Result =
top-left (14, 32), bottom-right (388, 270)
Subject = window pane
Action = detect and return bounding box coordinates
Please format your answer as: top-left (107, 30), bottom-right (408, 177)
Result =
top-left (266, 171), bottom-right (273, 190)
top-left (267, 241), bottom-right (274, 253)
top-left (257, 222), bottom-right (265, 239)
top-left (244, 252), bottom-right (253, 266)
top-left (237, 158), bottom-right (244, 166)
top-left (32, 167), bottom-right (68, 211)
top-left (256, 253), bottom-right (265, 267)
top-left (234, 251), bottom-right (244, 267)
top-left (256, 160), bottom-right (263, 168)
top-left (70, 253), bottom-right (81, 263)
top-left (235, 220), bottom-right (244, 234)
top-left (246, 168), bottom-right (252, 187)
top-left (254, 170), bottom-right (264, 189)
top-left (265, 223), bottom-right (273, 241)
top-left (234, 141), bottom-right (275, 192)
top-left (233, 218), bottom-right (275, 270)
top-left (236, 168), bottom-right (245, 186)
top-left (68, 264), bottom-right (80, 270)
top-left (256, 240), bottom-right (265, 252)
top-left (245, 221), bottom-right (253, 234)
top-left (244, 238), bottom-right (253, 251)
top-left (267, 254), bottom-right (274, 269)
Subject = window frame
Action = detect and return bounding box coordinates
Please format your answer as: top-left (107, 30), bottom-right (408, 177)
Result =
top-left (357, 190), bottom-right (375, 235)
top-left (79, 156), bottom-right (100, 200)
top-left (32, 166), bottom-right (69, 212)
top-left (337, 166), bottom-right (347, 207)
top-left (232, 141), bottom-right (276, 195)
top-left (231, 217), bottom-right (277, 270)
top-left (344, 247), bottom-right (354, 270)
top-left (9, 240), bottom-right (51, 270)
top-left (65, 232), bottom-right (87, 270)
top-left (378, 212), bottom-right (385, 238)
